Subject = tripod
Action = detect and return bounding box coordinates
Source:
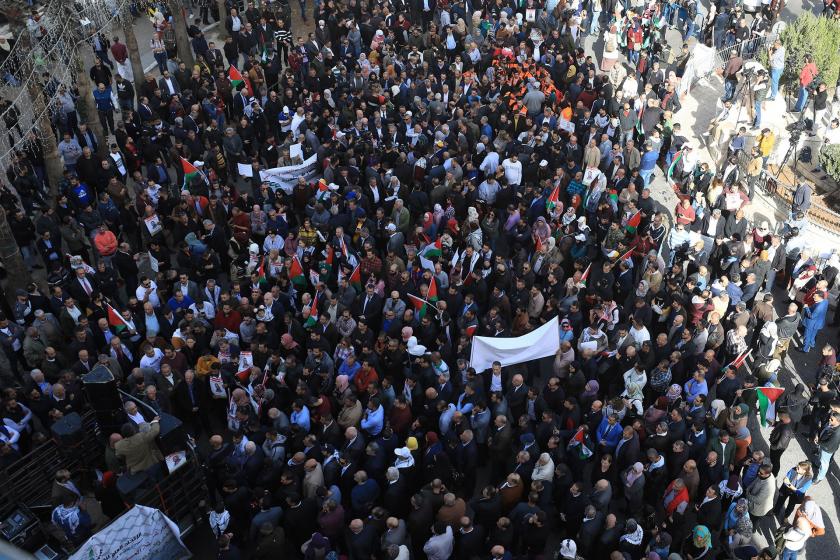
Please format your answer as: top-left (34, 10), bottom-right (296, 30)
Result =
top-left (775, 109), bottom-right (808, 183)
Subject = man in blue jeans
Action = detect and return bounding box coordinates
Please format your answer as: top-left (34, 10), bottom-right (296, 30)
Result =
top-left (639, 142), bottom-right (658, 186)
top-left (767, 39), bottom-right (785, 100)
top-left (814, 411), bottom-right (840, 484)
top-left (794, 55), bottom-right (818, 113)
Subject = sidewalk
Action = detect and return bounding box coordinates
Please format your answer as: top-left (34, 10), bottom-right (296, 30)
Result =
top-left (680, 72), bottom-right (840, 250)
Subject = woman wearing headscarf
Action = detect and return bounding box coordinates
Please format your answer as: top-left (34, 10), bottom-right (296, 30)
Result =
top-left (622, 462), bottom-right (646, 512)
top-left (778, 383), bottom-right (808, 431)
top-left (580, 380), bottom-right (600, 412)
top-left (755, 321), bottom-right (778, 367)
top-left (644, 397), bottom-right (669, 434)
top-left (532, 216), bottom-right (551, 245)
top-left (623, 382), bottom-right (645, 416)
top-left (333, 374), bottom-right (353, 404)
top-left (685, 525), bottom-right (714, 559)
top-left (724, 498), bottom-right (753, 552)
top-left (601, 25), bottom-right (620, 71)
top-left (665, 384), bottom-right (683, 410)
top-left (531, 453), bottom-right (555, 483)
top-left (733, 425), bottom-right (752, 465)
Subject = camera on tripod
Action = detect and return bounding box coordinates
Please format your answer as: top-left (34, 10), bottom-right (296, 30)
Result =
top-left (786, 120), bottom-right (808, 143)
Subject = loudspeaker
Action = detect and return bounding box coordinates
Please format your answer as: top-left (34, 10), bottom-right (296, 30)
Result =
top-left (82, 365), bottom-right (122, 411)
top-left (156, 413), bottom-right (187, 455)
top-left (51, 412), bottom-right (83, 448)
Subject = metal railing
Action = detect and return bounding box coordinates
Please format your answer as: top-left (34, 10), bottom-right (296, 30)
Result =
top-left (693, 34), bottom-right (776, 84)
top-left (0, 411), bottom-right (101, 520)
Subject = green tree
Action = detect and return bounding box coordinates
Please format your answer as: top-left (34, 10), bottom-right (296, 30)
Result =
top-left (762, 13), bottom-right (840, 95)
top-left (820, 145), bottom-right (840, 184)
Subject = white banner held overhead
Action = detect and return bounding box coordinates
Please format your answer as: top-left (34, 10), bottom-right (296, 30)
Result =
top-left (237, 155), bottom-right (321, 194)
top-left (69, 505), bottom-right (191, 560)
top-left (469, 316), bottom-right (560, 372)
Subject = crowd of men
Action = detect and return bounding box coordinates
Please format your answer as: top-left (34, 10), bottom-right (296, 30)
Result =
top-left (1, 0), bottom-right (839, 558)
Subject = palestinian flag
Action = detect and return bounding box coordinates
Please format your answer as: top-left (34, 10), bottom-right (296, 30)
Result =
top-left (534, 235), bottom-right (543, 253)
top-left (323, 246), bottom-right (335, 273)
top-left (107, 304), bottom-right (129, 332)
top-left (261, 46), bottom-right (269, 63)
top-left (408, 293), bottom-right (437, 319)
top-left (228, 65), bottom-right (252, 96)
top-left (309, 269), bottom-right (320, 286)
top-left (617, 247), bottom-right (634, 263)
top-left (181, 158), bottom-right (206, 188)
top-left (667, 150), bottom-right (684, 185)
top-left (348, 264), bottom-right (362, 292)
top-left (256, 257), bottom-right (267, 284)
top-left (315, 178), bottom-right (332, 202)
top-left (579, 263), bottom-right (592, 287)
top-left (289, 256), bottom-right (306, 288)
top-left (465, 324), bottom-right (477, 338)
top-left (757, 386), bottom-right (785, 427)
top-left (420, 238), bottom-right (443, 259)
top-left (568, 427), bottom-right (593, 459)
top-left (427, 277), bottom-right (439, 304)
top-left (546, 185), bottom-right (560, 212)
top-left (340, 237), bottom-right (358, 267)
top-left (722, 349), bottom-right (751, 374)
top-left (625, 210), bottom-right (641, 234)
top-left (304, 292), bottom-right (319, 328)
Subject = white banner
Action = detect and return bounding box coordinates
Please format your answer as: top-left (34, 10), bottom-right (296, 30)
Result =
top-left (469, 316), bottom-right (560, 372)
top-left (70, 505), bottom-right (191, 560)
top-left (238, 155), bottom-right (320, 194)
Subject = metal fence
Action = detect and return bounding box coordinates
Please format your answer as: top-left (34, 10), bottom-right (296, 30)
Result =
top-left (693, 34), bottom-right (776, 84)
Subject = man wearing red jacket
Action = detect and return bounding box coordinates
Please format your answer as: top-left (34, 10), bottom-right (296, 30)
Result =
top-left (794, 54), bottom-right (819, 112)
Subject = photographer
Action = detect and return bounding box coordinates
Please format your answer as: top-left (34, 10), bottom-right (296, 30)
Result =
top-left (767, 38), bottom-right (785, 100)
top-left (750, 69), bottom-right (769, 130)
top-left (810, 82), bottom-right (829, 137)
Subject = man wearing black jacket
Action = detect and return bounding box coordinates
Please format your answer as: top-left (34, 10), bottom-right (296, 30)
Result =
top-left (815, 411), bottom-right (840, 483)
top-left (766, 235), bottom-right (786, 292)
top-left (774, 302), bottom-right (801, 361)
top-left (769, 411), bottom-right (794, 477)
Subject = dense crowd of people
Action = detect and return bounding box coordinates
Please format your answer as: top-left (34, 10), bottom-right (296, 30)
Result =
top-left (1, 0), bottom-right (840, 559)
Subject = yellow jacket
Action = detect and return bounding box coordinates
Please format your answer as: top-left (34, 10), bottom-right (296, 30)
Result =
top-left (758, 132), bottom-right (775, 157)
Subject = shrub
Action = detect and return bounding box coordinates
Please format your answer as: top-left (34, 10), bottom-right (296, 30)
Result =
top-left (760, 13), bottom-right (840, 95)
top-left (820, 144), bottom-right (840, 184)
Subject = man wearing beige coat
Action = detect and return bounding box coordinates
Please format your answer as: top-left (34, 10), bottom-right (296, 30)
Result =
top-left (114, 417), bottom-right (163, 476)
